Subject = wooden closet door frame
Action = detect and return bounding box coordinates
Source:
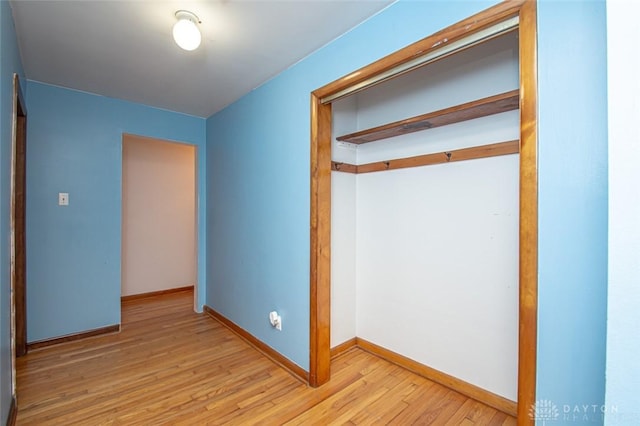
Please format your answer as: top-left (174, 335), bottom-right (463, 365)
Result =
top-left (309, 1), bottom-right (538, 424)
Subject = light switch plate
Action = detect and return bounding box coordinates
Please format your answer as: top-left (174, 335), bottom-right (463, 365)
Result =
top-left (58, 192), bottom-right (69, 206)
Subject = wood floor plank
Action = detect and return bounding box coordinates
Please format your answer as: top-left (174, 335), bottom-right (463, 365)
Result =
top-left (346, 374), bottom-right (418, 424)
top-left (445, 399), bottom-right (497, 425)
top-left (16, 290), bottom-right (517, 424)
top-left (462, 399), bottom-right (502, 424)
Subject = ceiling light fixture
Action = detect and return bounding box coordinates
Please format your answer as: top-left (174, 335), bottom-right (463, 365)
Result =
top-left (173, 10), bottom-right (201, 51)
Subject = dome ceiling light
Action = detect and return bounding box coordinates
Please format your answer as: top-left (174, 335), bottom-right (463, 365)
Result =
top-left (173, 10), bottom-right (201, 51)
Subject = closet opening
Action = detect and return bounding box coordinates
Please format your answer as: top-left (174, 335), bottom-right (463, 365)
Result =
top-left (309, 1), bottom-right (537, 424)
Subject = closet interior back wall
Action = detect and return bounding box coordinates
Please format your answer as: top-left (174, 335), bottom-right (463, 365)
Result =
top-left (331, 32), bottom-right (520, 401)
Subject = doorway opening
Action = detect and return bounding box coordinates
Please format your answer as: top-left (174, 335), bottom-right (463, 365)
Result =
top-left (121, 134), bottom-right (198, 311)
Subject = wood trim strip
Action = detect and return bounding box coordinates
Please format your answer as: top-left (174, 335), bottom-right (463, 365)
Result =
top-left (9, 74), bottom-right (27, 406)
top-left (358, 140), bottom-right (519, 174)
top-left (121, 285), bottom-right (194, 302)
top-left (309, 94), bottom-right (332, 387)
top-left (517, 1), bottom-right (538, 424)
top-left (6, 396), bottom-right (17, 426)
top-left (14, 112), bottom-right (26, 358)
top-left (203, 305), bottom-right (309, 384)
top-left (11, 74), bottom-right (27, 361)
top-left (336, 90), bottom-right (519, 144)
top-left (331, 161), bottom-right (357, 173)
top-left (313, 0), bottom-right (525, 100)
top-left (331, 141), bottom-right (519, 175)
top-left (330, 337), bottom-right (358, 359)
top-left (356, 338), bottom-right (517, 417)
top-left (27, 324), bottom-right (121, 351)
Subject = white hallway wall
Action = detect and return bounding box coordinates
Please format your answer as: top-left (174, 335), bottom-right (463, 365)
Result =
top-left (331, 34), bottom-right (520, 400)
top-left (122, 135), bottom-right (196, 296)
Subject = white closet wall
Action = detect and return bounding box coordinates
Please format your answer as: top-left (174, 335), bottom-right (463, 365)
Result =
top-left (331, 97), bottom-right (358, 346)
top-left (332, 33), bottom-right (520, 400)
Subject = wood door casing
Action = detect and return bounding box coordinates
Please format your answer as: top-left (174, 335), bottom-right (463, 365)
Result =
top-left (11, 73), bottom-right (27, 365)
top-left (15, 111), bottom-right (27, 357)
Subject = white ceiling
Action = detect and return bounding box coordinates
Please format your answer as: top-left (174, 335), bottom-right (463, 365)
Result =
top-left (10, 0), bottom-right (393, 118)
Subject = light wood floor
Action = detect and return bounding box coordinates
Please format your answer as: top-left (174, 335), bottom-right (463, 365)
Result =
top-left (16, 290), bottom-right (516, 425)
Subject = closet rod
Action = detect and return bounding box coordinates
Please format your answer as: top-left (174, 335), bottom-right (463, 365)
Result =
top-left (321, 16), bottom-right (519, 104)
top-left (331, 140), bottom-right (519, 174)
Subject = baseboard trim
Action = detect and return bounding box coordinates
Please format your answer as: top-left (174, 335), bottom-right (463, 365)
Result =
top-left (6, 396), bottom-right (17, 426)
top-left (203, 305), bottom-right (308, 383)
top-left (27, 324), bottom-right (121, 351)
top-left (355, 337), bottom-right (517, 417)
top-left (121, 285), bottom-right (194, 302)
top-left (330, 337), bottom-right (358, 359)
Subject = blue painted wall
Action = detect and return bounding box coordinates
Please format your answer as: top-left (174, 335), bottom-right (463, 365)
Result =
top-left (206, 0), bottom-right (497, 370)
top-left (537, 1), bottom-right (608, 424)
top-left (25, 81), bottom-right (206, 342)
top-left (0, 0), bottom-right (24, 421)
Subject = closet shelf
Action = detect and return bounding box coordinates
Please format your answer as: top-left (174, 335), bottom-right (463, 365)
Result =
top-left (336, 90), bottom-right (519, 145)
